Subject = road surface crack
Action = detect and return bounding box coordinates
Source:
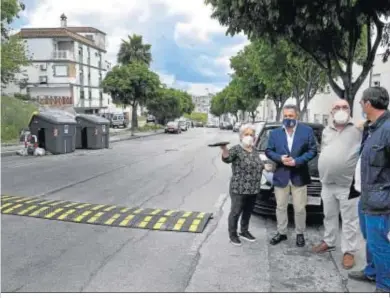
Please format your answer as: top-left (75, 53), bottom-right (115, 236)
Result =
top-left (79, 231), bottom-right (150, 292)
top-left (183, 194), bottom-right (228, 292)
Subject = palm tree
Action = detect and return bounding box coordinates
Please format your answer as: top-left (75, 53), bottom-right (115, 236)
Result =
top-left (117, 34), bottom-right (152, 129)
top-left (117, 34), bottom-right (152, 66)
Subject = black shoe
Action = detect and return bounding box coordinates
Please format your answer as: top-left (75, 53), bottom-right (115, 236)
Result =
top-left (239, 231), bottom-right (256, 242)
top-left (348, 270), bottom-right (376, 283)
top-left (296, 234), bottom-right (305, 247)
top-left (270, 233), bottom-right (287, 245)
top-left (230, 236), bottom-right (242, 246)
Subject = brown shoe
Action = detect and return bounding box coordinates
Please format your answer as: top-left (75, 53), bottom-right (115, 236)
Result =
top-left (342, 253), bottom-right (355, 270)
top-left (312, 241), bottom-right (336, 253)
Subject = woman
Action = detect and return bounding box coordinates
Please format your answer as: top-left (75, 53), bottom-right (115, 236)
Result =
top-left (220, 124), bottom-right (264, 246)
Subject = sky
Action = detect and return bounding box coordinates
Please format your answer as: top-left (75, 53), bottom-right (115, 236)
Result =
top-left (11, 0), bottom-right (250, 95)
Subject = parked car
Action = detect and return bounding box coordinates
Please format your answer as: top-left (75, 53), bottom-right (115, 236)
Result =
top-left (195, 121), bottom-right (204, 127)
top-left (165, 121), bottom-right (181, 134)
top-left (220, 122), bottom-right (233, 130)
top-left (146, 115), bottom-right (156, 123)
top-left (253, 122), bottom-right (324, 222)
top-left (233, 122), bottom-right (241, 132)
top-left (110, 114), bottom-right (127, 128)
top-left (178, 120), bottom-right (188, 131)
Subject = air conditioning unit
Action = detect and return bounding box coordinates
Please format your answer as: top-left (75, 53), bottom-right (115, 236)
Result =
top-left (40, 64), bottom-right (47, 70)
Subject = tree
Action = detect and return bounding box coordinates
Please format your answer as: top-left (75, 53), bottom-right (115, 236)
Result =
top-left (210, 91), bottom-right (227, 117)
top-left (146, 88), bottom-right (182, 125)
top-left (101, 62), bottom-right (160, 135)
top-left (1, 0), bottom-right (29, 87)
top-left (206, 0), bottom-right (390, 110)
top-left (117, 34), bottom-right (152, 66)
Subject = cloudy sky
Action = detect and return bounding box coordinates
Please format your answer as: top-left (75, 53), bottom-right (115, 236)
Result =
top-left (12, 0), bottom-right (250, 95)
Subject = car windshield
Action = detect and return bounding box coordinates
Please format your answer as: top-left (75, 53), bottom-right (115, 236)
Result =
top-left (167, 122), bottom-right (175, 126)
top-left (256, 125), bottom-right (322, 151)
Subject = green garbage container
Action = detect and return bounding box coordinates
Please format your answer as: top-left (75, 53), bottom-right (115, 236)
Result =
top-left (76, 114), bottom-right (110, 149)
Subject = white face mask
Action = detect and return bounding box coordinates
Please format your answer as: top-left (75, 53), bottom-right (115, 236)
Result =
top-left (333, 110), bottom-right (350, 125)
top-left (241, 135), bottom-right (254, 147)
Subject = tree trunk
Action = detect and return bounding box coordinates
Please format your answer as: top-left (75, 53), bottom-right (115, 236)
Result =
top-left (131, 103), bottom-right (138, 136)
top-left (276, 107), bottom-right (283, 121)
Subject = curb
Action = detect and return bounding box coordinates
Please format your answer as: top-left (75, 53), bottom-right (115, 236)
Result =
top-left (1, 131), bottom-right (165, 157)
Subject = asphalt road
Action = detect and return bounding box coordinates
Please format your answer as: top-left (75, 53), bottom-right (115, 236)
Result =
top-left (1, 128), bottom-right (375, 292)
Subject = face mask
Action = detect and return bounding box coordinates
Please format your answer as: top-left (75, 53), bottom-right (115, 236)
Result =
top-left (241, 135), bottom-right (254, 147)
top-left (283, 119), bottom-right (297, 128)
top-left (333, 110), bottom-right (350, 124)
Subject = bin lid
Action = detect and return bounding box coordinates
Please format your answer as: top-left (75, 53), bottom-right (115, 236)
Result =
top-left (30, 110), bottom-right (77, 125)
top-left (75, 114), bottom-right (110, 124)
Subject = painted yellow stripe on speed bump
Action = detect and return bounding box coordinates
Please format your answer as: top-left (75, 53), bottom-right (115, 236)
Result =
top-left (74, 211), bottom-right (92, 222)
top-left (153, 217), bottom-right (167, 229)
top-left (45, 208), bottom-right (64, 219)
top-left (151, 209), bottom-right (161, 215)
top-left (24, 198), bottom-right (42, 204)
top-left (173, 218), bottom-right (186, 231)
top-left (105, 213), bottom-right (121, 225)
top-left (30, 206), bottom-right (49, 217)
top-left (57, 209), bottom-right (76, 220)
top-left (14, 197), bottom-right (32, 203)
top-left (121, 208), bottom-right (130, 213)
top-left (76, 203), bottom-right (91, 209)
top-left (164, 210), bottom-right (176, 216)
top-left (189, 219), bottom-right (201, 232)
top-left (18, 205), bottom-right (38, 215)
top-left (182, 212), bottom-right (192, 218)
top-left (197, 212), bottom-right (205, 218)
top-left (2, 196), bottom-right (20, 202)
top-left (0, 202), bottom-right (14, 211)
top-left (138, 215), bottom-right (153, 228)
top-left (104, 206), bottom-right (116, 212)
top-left (119, 214), bottom-right (135, 226)
top-left (3, 204), bottom-right (24, 214)
top-left (87, 212), bottom-right (104, 223)
top-left (63, 202), bottom-right (80, 208)
top-left (91, 204), bottom-right (106, 211)
top-left (50, 201), bottom-right (65, 206)
top-left (133, 208), bottom-right (143, 214)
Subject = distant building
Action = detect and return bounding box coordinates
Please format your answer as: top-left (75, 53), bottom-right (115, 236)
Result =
top-left (3, 14), bottom-right (112, 114)
top-left (192, 93), bottom-right (214, 114)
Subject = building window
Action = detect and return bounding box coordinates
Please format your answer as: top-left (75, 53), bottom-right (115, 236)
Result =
top-left (326, 86), bottom-right (331, 93)
top-left (80, 90), bottom-right (85, 99)
top-left (322, 115), bottom-right (329, 126)
top-left (39, 76), bottom-right (47, 84)
top-left (53, 65), bottom-right (69, 77)
top-left (314, 114), bottom-right (321, 123)
top-left (85, 34), bottom-right (94, 41)
top-left (88, 90), bottom-right (92, 99)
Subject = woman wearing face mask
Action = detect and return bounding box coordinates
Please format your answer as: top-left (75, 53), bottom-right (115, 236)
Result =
top-left (220, 124), bottom-right (264, 246)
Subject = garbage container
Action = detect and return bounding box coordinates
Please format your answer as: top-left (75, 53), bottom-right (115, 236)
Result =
top-left (29, 110), bottom-right (77, 155)
top-left (75, 114), bottom-right (110, 149)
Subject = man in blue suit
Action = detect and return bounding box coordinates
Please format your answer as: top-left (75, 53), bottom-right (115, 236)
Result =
top-left (265, 104), bottom-right (318, 247)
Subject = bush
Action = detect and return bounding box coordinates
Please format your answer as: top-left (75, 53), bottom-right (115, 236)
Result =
top-left (1, 96), bottom-right (37, 142)
top-left (136, 123), bottom-right (164, 132)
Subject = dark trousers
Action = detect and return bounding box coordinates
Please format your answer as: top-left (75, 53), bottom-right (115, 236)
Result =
top-left (228, 192), bottom-right (257, 237)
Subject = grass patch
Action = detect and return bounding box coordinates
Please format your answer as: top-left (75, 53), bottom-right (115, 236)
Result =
top-left (136, 123), bottom-right (164, 132)
top-left (138, 115), bottom-right (146, 122)
top-left (1, 96), bottom-right (38, 142)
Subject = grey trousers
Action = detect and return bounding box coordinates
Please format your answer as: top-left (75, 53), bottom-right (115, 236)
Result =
top-left (228, 192), bottom-right (257, 237)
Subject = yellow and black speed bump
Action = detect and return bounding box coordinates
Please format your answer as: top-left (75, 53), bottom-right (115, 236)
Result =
top-left (0, 195), bottom-right (213, 233)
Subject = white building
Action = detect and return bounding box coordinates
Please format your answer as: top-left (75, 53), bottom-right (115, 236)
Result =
top-left (192, 94), bottom-right (213, 114)
top-left (4, 14), bottom-right (112, 114)
top-left (255, 52), bottom-right (390, 124)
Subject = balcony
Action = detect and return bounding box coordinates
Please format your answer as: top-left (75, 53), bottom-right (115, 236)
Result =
top-left (52, 51), bottom-right (75, 60)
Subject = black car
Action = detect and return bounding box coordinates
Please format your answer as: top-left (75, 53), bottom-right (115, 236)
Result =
top-left (253, 122), bottom-right (324, 222)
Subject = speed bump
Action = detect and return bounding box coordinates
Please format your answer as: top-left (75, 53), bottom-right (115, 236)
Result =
top-left (1, 195), bottom-right (213, 233)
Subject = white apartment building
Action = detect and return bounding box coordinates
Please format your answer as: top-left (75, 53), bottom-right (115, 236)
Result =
top-left (192, 93), bottom-right (214, 114)
top-left (4, 14), bottom-right (112, 114)
top-left (256, 52), bottom-right (390, 124)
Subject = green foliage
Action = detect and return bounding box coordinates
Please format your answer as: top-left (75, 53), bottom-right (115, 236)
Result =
top-left (117, 34), bottom-right (152, 66)
top-left (184, 112), bottom-right (208, 123)
top-left (1, 0), bottom-right (30, 86)
top-left (1, 96), bottom-right (37, 142)
top-left (146, 87), bottom-right (183, 124)
top-left (136, 123), bottom-right (164, 132)
top-left (205, 0), bottom-right (390, 108)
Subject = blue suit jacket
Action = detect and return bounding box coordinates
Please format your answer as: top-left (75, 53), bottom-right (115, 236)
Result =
top-left (265, 123), bottom-right (318, 187)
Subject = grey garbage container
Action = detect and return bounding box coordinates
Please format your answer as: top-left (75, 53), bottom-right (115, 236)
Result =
top-left (29, 110), bottom-right (77, 155)
top-left (75, 114), bottom-right (110, 149)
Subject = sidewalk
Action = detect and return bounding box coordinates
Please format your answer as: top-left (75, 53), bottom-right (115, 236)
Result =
top-left (185, 198), bottom-right (375, 292)
top-left (1, 129), bottom-right (164, 157)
